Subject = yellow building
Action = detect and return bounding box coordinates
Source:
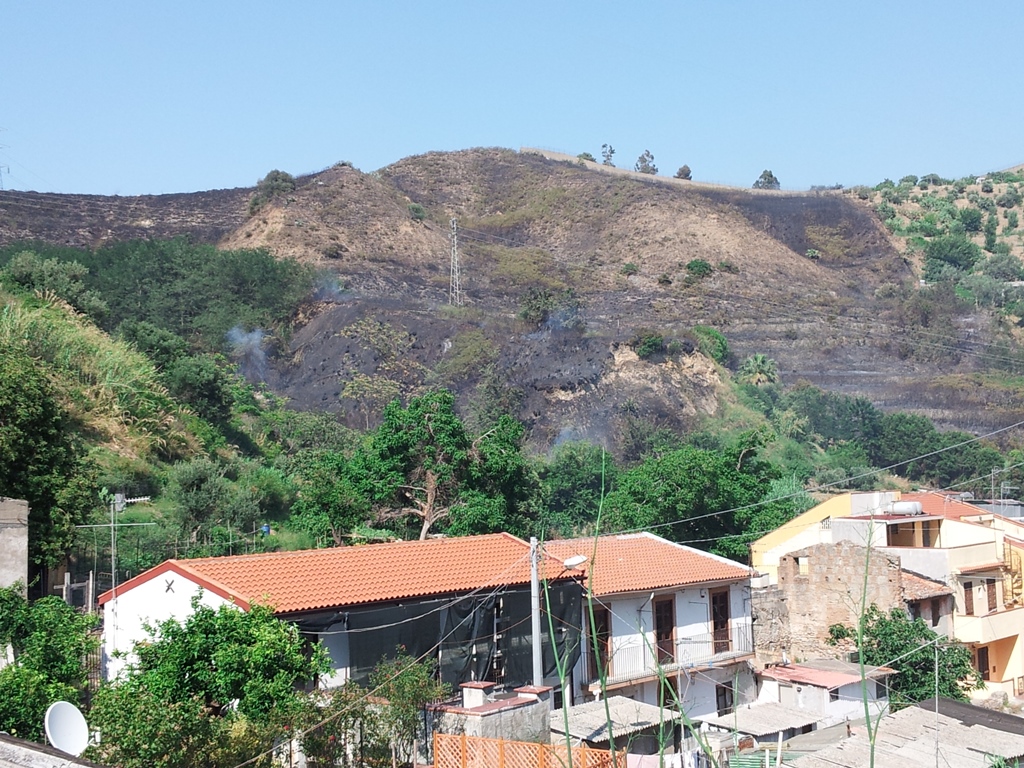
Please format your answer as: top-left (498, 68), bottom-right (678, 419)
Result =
top-left (750, 490), bottom-right (1024, 700)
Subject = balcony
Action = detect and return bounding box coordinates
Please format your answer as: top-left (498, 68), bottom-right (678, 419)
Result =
top-left (582, 625), bottom-right (753, 689)
top-left (954, 604), bottom-right (1024, 645)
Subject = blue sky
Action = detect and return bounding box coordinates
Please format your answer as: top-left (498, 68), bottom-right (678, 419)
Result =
top-left (2, 1), bottom-right (1022, 196)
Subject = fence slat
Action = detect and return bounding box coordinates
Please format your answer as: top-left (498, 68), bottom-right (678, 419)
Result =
top-left (434, 734), bottom-right (625, 768)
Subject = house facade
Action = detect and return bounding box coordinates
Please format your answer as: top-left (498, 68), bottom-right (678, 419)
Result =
top-left (545, 533), bottom-right (754, 720)
top-left (750, 491), bottom-right (1024, 699)
top-left (756, 659), bottom-right (892, 727)
top-left (98, 533), bottom-right (583, 693)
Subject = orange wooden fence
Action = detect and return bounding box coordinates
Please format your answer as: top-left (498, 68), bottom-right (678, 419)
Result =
top-left (433, 733), bottom-right (627, 768)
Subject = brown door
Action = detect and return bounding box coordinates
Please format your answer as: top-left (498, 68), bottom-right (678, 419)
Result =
top-left (588, 607), bottom-right (611, 681)
top-left (977, 646), bottom-right (991, 681)
top-left (654, 598), bottom-right (675, 663)
top-left (988, 579), bottom-right (998, 612)
top-left (964, 581), bottom-right (974, 615)
top-left (711, 589), bottom-right (731, 654)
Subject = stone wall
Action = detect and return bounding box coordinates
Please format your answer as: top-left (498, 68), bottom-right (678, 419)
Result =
top-left (752, 541), bottom-right (902, 664)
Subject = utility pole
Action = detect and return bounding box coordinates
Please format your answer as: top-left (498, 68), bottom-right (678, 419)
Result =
top-left (530, 537), bottom-right (543, 687)
top-left (449, 217), bottom-right (463, 306)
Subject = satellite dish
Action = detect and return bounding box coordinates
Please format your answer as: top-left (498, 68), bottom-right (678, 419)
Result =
top-left (44, 701), bottom-right (89, 757)
top-left (563, 554), bottom-right (588, 570)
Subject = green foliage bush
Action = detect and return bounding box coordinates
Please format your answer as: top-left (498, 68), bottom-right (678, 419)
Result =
top-left (981, 179), bottom-right (994, 193)
top-left (685, 259), bottom-right (713, 278)
top-left (691, 325), bottom-right (730, 364)
top-left (620, 262), bottom-right (640, 276)
top-left (577, 152), bottom-right (596, 162)
top-left (407, 202), bottom-right (426, 222)
top-left (629, 328), bottom-right (665, 359)
top-left (924, 234), bottom-right (982, 272)
top-left (248, 169), bottom-right (296, 216)
top-left (959, 207), bottom-right (983, 232)
top-left (3, 250), bottom-right (108, 320)
top-left (674, 165), bottom-right (692, 180)
top-left (997, 188), bottom-right (1022, 209)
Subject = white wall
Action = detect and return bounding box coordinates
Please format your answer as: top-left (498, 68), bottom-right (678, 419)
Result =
top-left (756, 677), bottom-right (888, 727)
top-left (318, 621), bottom-right (350, 687)
top-left (103, 572), bottom-right (230, 680)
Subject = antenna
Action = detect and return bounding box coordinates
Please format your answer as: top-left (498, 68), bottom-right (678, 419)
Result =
top-left (44, 701), bottom-right (89, 757)
top-left (449, 217), bottom-right (463, 306)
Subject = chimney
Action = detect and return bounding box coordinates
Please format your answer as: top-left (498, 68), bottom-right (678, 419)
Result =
top-left (460, 681), bottom-right (494, 709)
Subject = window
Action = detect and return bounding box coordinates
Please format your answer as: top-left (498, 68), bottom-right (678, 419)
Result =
top-left (964, 581), bottom-right (974, 615)
top-left (588, 607), bottom-right (611, 681)
top-left (716, 683), bottom-right (734, 716)
top-left (797, 556), bottom-right (810, 576)
top-left (874, 679), bottom-right (887, 699)
top-left (909, 603), bottom-right (921, 621)
top-left (930, 598), bottom-right (941, 628)
top-left (829, 688), bottom-right (840, 702)
top-left (988, 579), bottom-right (998, 613)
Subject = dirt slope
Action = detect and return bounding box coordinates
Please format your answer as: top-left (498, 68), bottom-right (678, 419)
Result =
top-left (2, 148), bottom-right (1019, 445)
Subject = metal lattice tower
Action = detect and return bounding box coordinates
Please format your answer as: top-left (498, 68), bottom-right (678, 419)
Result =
top-left (449, 217), bottom-right (463, 305)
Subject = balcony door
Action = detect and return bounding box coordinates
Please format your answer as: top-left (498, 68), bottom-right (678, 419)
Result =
top-left (588, 607), bottom-right (611, 681)
top-left (654, 597), bottom-right (675, 664)
top-left (711, 589), bottom-right (731, 654)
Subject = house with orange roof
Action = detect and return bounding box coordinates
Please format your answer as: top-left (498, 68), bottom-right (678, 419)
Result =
top-left (97, 533), bottom-right (584, 696)
top-left (750, 491), bottom-right (1024, 700)
top-left (545, 532), bottom-right (755, 720)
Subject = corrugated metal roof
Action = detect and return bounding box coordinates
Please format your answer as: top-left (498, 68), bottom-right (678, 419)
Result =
top-left (701, 703), bottom-right (825, 736)
top-left (788, 704), bottom-right (1024, 768)
top-left (551, 696), bottom-right (680, 743)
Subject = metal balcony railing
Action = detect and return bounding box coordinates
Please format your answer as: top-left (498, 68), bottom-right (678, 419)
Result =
top-left (583, 625), bottom-right (753, 686)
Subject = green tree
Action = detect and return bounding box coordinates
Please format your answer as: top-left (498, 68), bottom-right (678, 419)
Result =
top-left (830, 605), bottom-right (979, 708)
top-left (89, 600), bottom-right (327, 768)
top-left (601, 144), bottom-right (615, 166)
top-left (0, 346), bottom-right (97, 566)
top-left (290, 451), bottom-right (371, 544)
top-left (985, 213), bottom-right (999, 252)
top-left (691, 325), bottom-right (730, 365)
top-left (737, 354), bottom-right (780, 386)
top-left (249, 169), bottom-right (296, 216)
top-left (959, 207), bottom-right (984, 232)
top-left (0, 585), bottom-right (98, 741)
top-left (577, 152), bottom-right (596, 163)
top-left (753, 170), bottom-right (781, 190)
top-left (925, 234), bottom-right (982, 272)
top-left (634, 150), bottom-right (657, 174)
top-left (369, 647), bottom-right (449, 768)
top-left (358, 390), bottom-right (535, 539)
top-left (538, 441), bottom-right (616, 536)
top-left (3, 250), bottom-right (109, 321)
top-left (674, 165), bottom-right (692, 180)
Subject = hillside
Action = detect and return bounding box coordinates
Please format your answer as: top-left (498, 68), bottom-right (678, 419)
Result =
top-left (3, 148), bottom-right (1023, 449)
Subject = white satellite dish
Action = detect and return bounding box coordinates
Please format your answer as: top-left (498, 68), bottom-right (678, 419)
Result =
top-left (563, 554), bottom-right (588, 570)
top-left (44, 701), bottom-right (89, 757)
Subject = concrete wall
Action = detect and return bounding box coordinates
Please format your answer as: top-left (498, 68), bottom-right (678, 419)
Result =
top-left (752, 542), bottom-right (902, 663)
top-left (0, 498), bottom-right (28, 590)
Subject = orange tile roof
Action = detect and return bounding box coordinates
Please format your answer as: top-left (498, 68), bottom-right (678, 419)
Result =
top-left (901, 570), bottom-right (953, 601)
top-left (900, 492), bottom-right (986, 520)
top-left (760, 661), bottom-right (894, 689)
top-left (98, 533), bottom-right (569, 615)
top-left (544, 533), bottom-right (750, 596)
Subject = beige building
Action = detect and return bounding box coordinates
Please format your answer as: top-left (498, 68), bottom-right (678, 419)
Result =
top-left (750, 491), bottom-right (1024, 699)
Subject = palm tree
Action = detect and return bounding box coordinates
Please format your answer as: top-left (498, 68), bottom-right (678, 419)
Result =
top-left (738, 354), bottom-right (779, 386)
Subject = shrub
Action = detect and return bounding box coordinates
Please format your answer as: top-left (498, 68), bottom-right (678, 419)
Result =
top-left (925, 234), bottom-right (982, 272)
top-left (657, 273), bottom-right (672, 285)
top-left (248, 170), bottom-right (295, 216)
top-left (717, 260), bottom-right (739, 274)
top-left (685, 259), bottom-right (713, 278)
top-left (674, 165), bottom-right (692, 180)
top-left (997, 188), bottom-right (1022, 209)
top-left (629, 329), bottom-right (665, 359)
top-left (691, 325), bottom-right (730, 364)
top-left (577, 152), bottom-right (596, 163)
top-left (959, 207), bottom-right (983, 232)
top-left (620, 262), bottom-right (640, 276)
top-left (1007, 211), bottom-right (1019, 231)
top-left (982, 180), bottom-right (994, 193)
top-left (805, 248), bottom-right (821, 260)
top-left (899, 175), bottom-right (919, 186)
top-left (407, 203), bottom-right (426, 222)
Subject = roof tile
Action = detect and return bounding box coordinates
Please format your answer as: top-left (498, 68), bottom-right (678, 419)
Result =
top-left (100, 533), bottom-right (568, 614)
top-left (545, 532), bottom-right (750, 596)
